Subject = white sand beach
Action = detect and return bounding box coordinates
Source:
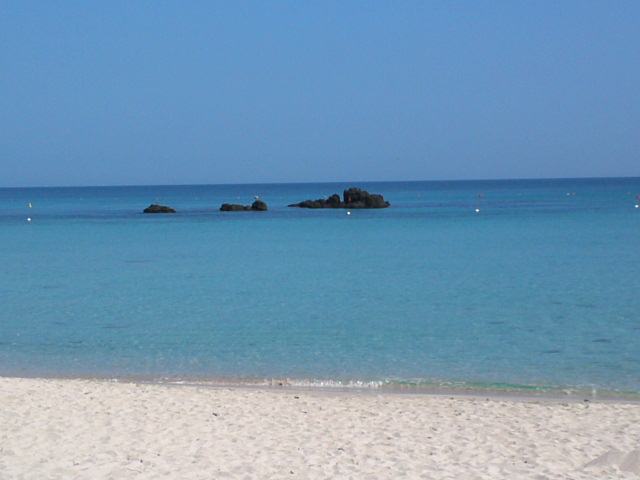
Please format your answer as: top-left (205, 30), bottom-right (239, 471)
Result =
top-left (1, 377), bottom-right (639, 479)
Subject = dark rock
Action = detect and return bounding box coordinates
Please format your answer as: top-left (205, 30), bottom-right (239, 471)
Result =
top-left (220, 201), bottom-right (268, 212)
top-left (326, 194), bottom-right (342, 207)
top-left (288, 188), bottom-right (390, 209)
top-left (296, 199), bottom-right (326, 209)
top-left (343, 188), bottom-right (390, 208)
top-left (251, 200), bottom-right (268, 211)
top-left (143, 204), bottom-right (176, 213)
top-left (220, 203), bottom-right (250, 211)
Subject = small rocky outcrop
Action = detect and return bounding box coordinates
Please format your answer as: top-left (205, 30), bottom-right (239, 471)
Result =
top-left (288, 188), bottom-right (390, 209)
top-left (220, 200), bottom-right (268, 212)
top-left (251, 200), bottom-right (268, 211)
top-left (143, 204), bottom-right (176, 213)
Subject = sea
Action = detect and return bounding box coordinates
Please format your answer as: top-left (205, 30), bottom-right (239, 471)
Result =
top-left (1, 178), bottom-right (639, 398)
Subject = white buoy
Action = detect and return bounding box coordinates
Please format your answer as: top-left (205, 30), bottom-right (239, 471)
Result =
top-left (27, 217), bottom-right (31, 222)
top-left (475, 208), bottom-right (480, 213)
top-left (347, 211), bottom-right (351, 215)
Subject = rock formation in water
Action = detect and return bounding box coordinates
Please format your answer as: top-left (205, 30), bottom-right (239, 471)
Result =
top-left (288, 188), bottom-right (390, 209)
top-left (143, 204), bottom-right (177, 213)
top-left (220, 200), bottom-right (268, 212)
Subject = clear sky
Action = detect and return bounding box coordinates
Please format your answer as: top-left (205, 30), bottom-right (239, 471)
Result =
top-left (1, 1), bottom-right (638, 187)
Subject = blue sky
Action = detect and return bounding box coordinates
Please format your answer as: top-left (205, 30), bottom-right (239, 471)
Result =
top-left (1, 1), bottom-right (638, 187)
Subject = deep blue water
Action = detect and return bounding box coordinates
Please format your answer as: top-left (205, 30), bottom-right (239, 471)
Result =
top-left (1, 178), bottom-right (639, 396)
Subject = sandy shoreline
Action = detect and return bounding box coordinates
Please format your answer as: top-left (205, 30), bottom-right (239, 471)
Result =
top-left (1, 377), bottom-right (639, 479)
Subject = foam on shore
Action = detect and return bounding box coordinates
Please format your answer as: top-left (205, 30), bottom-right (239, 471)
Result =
top-left (1, 377), bottom-right (639, 479)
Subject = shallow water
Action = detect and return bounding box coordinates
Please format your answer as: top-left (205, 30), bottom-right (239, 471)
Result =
top-left (1, 178), bottom-right (639, 396)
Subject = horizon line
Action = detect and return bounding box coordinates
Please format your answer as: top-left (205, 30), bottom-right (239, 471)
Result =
top-left (1, 174), bottom-right (638, 190)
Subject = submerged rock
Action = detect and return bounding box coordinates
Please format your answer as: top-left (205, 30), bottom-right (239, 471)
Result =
top-left (288, 188), bottom-right (390, 209)
top-left (220, 200), bottom-right (268, 212)
top-left (143, 204), bottom-right (176, 213)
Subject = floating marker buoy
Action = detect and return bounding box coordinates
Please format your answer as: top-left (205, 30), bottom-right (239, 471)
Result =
top-left (27, 217), bottom-right (31, 222)
top-left (475, 208), bottom-right (480, 213)
top-left (347, 211), bottom-right (351, 215)
top-left (28, 202), bottom-right (32, 208)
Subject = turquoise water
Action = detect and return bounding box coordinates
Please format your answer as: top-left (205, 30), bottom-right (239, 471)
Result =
top-left (1, 178), bottom-right (639, 395)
